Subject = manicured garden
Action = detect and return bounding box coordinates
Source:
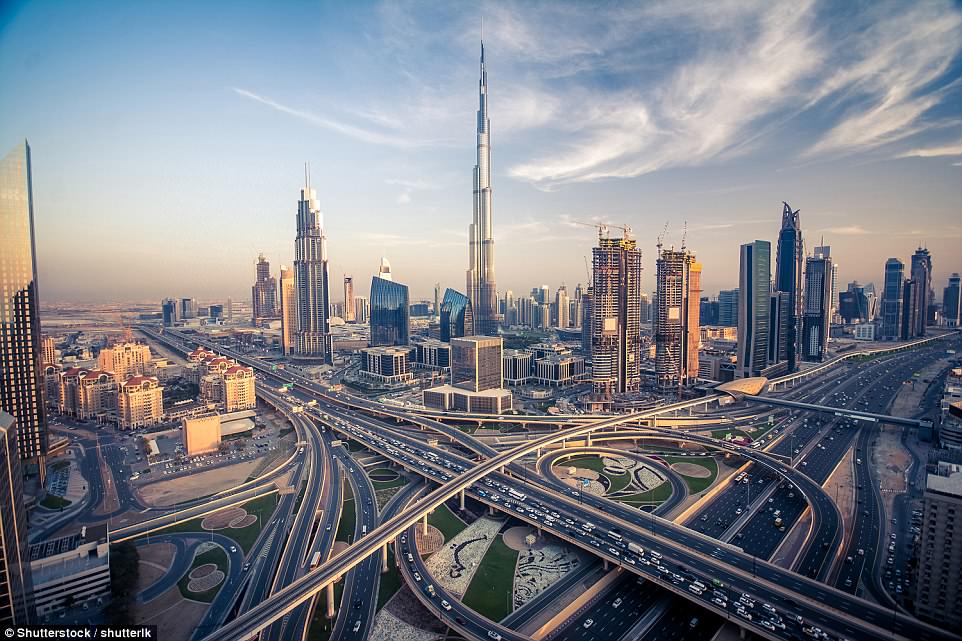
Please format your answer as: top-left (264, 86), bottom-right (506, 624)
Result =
top-left (462, 534), bottom-right (518, 621)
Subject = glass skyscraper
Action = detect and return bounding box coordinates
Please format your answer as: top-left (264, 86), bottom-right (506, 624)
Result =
top-left (440, 288), bottom-right (474, 342)
top-left (881, 258), bottom-right (904, 339)
top-left (0, 141), bottom-right (47, 478)
top-left (370, 276), bottom-right (409, 347)
top-left (292, 169), bottom-right (332, 363)
top-left (774, 202), bottom-right (803, 371)
top-left (737, 240), bottom-right (771, 378)
top-left (802, 250), bottom-right (833, 361)
top-left (0, 412), bottom-right (32, 625)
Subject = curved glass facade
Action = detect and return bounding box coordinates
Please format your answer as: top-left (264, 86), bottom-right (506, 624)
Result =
top-left (440, 288), bottom-right (473, 342)
top-left (370, 276), bottom-right (409, 346)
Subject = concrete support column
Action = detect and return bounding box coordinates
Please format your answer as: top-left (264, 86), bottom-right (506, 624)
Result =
top-left (459, 490), bottom-right (465, 511)
top-left (489, 505), bottom-right (495, 516)
top-left (326, 583), bottom-right (335, 618)
top-left (739, 626), bottom-right (747, 639)
top-left (603, 559), bottom-right (609, 571)
top-left (381, 544), bottom-right (389, 572)
top-left (562, 438), bottom-right (566, 448)
top-left (586, 433), bottom-right (592, 447)
top-left (422, 513), bottom-right (429, 534)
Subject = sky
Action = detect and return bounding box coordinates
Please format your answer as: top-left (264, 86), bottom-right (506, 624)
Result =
top-left (1, 0), bottom-right (961, 304)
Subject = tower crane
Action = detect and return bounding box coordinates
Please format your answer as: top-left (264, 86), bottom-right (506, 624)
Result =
top-left (571, 220), bottom-right (632, 240)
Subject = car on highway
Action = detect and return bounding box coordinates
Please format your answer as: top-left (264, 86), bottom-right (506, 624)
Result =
top-left (583, 619), bottom-right (594, 628)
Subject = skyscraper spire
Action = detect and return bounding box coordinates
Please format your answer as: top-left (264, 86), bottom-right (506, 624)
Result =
top-left (467, 35), bottom-right (500, 335)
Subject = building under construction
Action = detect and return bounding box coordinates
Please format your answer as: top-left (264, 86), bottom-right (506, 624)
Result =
top-left (654, 246), bottom-right (702, 394)
top-left (586, 229), bottom-right (643, 410)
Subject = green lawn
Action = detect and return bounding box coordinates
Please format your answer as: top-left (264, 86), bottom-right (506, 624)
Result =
top-left (142, 493), bottom-right (278, 554)
top-left (711, 428), bottom-right (750, 441)
top-left (40, 494), bottom-right (71, 509)
top-left (462, 535), bottom-right (518, 621)
top-left (376, 547), bottom-right (401, 611)
top-left (371, 474), bottom-right (408, 491)
top-left (462, 535), bottom-right (518, 622)
top-left (615, 481), bottom-right (673, 504)
top-left (178, 544), bottom-right (229, 603)
top-left (559, 455), bottom-right (606, 473)
top-left (664, 456), bottom-right (718, 494)
top-left (428, 504), bottom-right (467, 543)
top-left (336, 482), bottom-right (356, 543)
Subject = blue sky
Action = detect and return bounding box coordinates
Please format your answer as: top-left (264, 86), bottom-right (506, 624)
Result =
top-left (2, 0), bottom-right (960, 304)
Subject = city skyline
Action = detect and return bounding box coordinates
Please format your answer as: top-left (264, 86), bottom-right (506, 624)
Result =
top-left (1, 2), bottom-right (961, 303)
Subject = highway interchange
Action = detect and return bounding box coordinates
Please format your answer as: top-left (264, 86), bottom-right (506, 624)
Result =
top-left (120, 326), bottom-right (961, 641)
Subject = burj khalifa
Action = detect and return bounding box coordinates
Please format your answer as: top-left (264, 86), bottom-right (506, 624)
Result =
top-left (466, 40), bottom-right (501, 335)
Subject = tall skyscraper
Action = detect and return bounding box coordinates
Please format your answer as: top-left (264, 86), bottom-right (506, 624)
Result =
top-left (292, 168), bottom-right (332, 364)
top-left (911, 247), bottom-right (933, 336)
top-left (440, 288), bottom-right (474, 342)
top-left (0, 142), bottom-right (47, 477)
top-left (227, 297), bottom-right (233, 323)
top-left (354, 296), bottom-right (369, 324)
top-left (0, 412), bottom-right (33, 625)
top-left (251, 253), bottom-right (277, 324)
top-left (881, 258), bottom-right (904, 340)
top-left (718, 289), bottom-right (739, 327)
top-left (279, 265), bottom-right (295, 355)
top-left (944, 273), bottom-right (961, 328)
top-left (775, 202), bottom-right (803, 372)
top-left (590, 231), bottom-right (642, 404)
top-left (370, 274), bottom-right (409, 347)
top-left (377, 257), bottom-right (392, 281)
top-left (161, 297), bottom-right (178, 327)
top-left (802, 249), bottom-right (833, 361)
top-left (580, 288), bottom-right (593, 353)
top-left (180, 297), bottom-right (197, 319)
top-left (343, 276), bottom-right (355, 323)
top-left (451, 336), bottom-right (503, 392)
top-left (555, 284), bottom-right (570, 329)
top-left (466, 40), bottom-right (500, 335)
top-left (433, 282), bottom-right (441, 322)
top-left (654, 247), bottom-right (701, 392)
top-left (737, 240), bottom-right (771, 378)
top-left (914, 461), bottom-right (962, 629)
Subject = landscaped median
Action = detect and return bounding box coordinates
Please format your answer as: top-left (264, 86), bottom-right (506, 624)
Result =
top-left (662, 455), bottom-right (718, 494)
top-left (461, 533), bottom-right (518, 622)
top-left (140, 493), bottom-right (278, 553)
top-left (178, 542), bottom-right (229, 603)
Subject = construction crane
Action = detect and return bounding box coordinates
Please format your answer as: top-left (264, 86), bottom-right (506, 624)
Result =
top-left (571, 220), bottom-right (632, 240)
top-left (583, 256), bottom-right (592, 283)
top-left (656, 221), bottom-right (669, 252)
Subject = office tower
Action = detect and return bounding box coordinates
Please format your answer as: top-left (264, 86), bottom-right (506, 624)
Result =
top-left (292, 168), bottom-right (333, 364)
top-left (580, 288), bottom-right (593, 353)
top-left (377, 257), bottom-right (392, 281)
top-left (433, 283), bottom-right (441, 322)
top-left (251, 253), bottom-right (277, 324)
top-left (775, 202), bottom-right (803, 371)
top-left (944, 273), bottom-right (961, 327)
top-left (881, 258), bottom-right (904, 339)
top-left (654, 247), bottom-right (701, 392)
top-left (180, 297), bottom-right (197, 319)
top-left (502, 289), bottom-right (516, 326)
top-left (440, 288), bottom-right (474, 342)
top-left (814, 243), bottom-right (838, 321)
top-left (343, 276), bottom-right (355, 323)
top-left (863, 282), bottom-right (878, 320)
top-left (914, 461), bottom-right (962, 629)
top-left (370, 273), bottom-right (410, 347)
top-left (699, 298), bottom-right (719, 326)
top-left (768, 292), bottom-right (790, 368)
top-left (590, 232), bottom-right (643, 403)
top-left (839, 282), bottom-right (870, 323)
top-left (556, 284), bottom-right (569, 329)
top-left (208, 304), bottom-right (224, 320)
top-left (0, 412), bottom-right (32, 625)
top-left (451, 336), bottom-right (503, 391)
top-left (227, 297), bottom-right (233, 323)
top-left (354, 296), bottom-right (369, 324)
top-left (97, 342), bottom-right (151, 381)
top-left (911, 247), bottom-right (933, 336)
top-left (161, 298), bottom-right (178, 326)
top-left (718, 289), bottom-right (739, 327)
top-left (636, 292), bottom-right (650, 324)
top-left (737, 240), bottom-right (771, 378)
top-left (0, 141), bottom-right (47, 476)
top-left (464, 42), bottom-right (501, 335)
top-left (572, 287), bottom-right (583, 329)
top-left (41, 335), bottom-right (56, 366)
top-left (901, 279), bottom-right (919, 340)
top-left (802, 251), bottom-right (833, 361)
top-left (279, 265), bottom-right (295, 355)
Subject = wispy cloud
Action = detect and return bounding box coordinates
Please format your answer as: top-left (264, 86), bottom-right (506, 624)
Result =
top-left (232, 87), bottom-right (444, 148)
top-left (358, 231), bottom-right (463, 248)
top-left (898, 141), bottom-right (962, 158)
top-left (819, 225), bottom-right (874, 236)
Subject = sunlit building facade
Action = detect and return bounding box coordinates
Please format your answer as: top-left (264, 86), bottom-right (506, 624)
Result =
top-left (279, 265), bottom-right (295, 355)
top-left (654, 247), bottom-right (701, 392)
top-left (0, 412), bottom-right (32, 625)
top-left (116, 376), bottom-right (164, 429)
top-left (292, 170), bottom-right (333, 364)
top-left (370, 276), bottom-right (409, 347)
top-left (97, 342), bottom-right (151, 382)
top-left (440, 288), bottom-right (474, 342)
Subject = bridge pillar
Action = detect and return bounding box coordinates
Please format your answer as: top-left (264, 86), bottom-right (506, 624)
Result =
top-left (326, 583), bottom-right (335, 618)
top-left (603, 559), bottom-right (609, 571)
top-left (381, 544), bottom-right (389, 572)
top-left (739, 625), bottom-right (747, 639)
top-left (586, 433), bottom-right (592, 447)
top-left (562, 438), bottom-right (566, 448)
top-left (459, 490), bottom-right (465, 511)
top-left (489, 505), bottom-right (495, 516)
top-left (422, 513), bottom-right (429, 535)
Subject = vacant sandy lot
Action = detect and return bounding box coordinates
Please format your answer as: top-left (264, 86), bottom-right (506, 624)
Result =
top-left (137, 542), bottom-right (176, 594)
top-left (137, 459), bottom-right (261, 506)
top-left (136, 584), bottom-right (207, 641)
top-left (670, 462), bottom-right (712, 478)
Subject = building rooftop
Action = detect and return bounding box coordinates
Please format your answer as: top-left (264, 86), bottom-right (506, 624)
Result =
top-left (29, 523), bottom-right (108, 562)
top-left (927, 461), bottom-right (962, 498)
